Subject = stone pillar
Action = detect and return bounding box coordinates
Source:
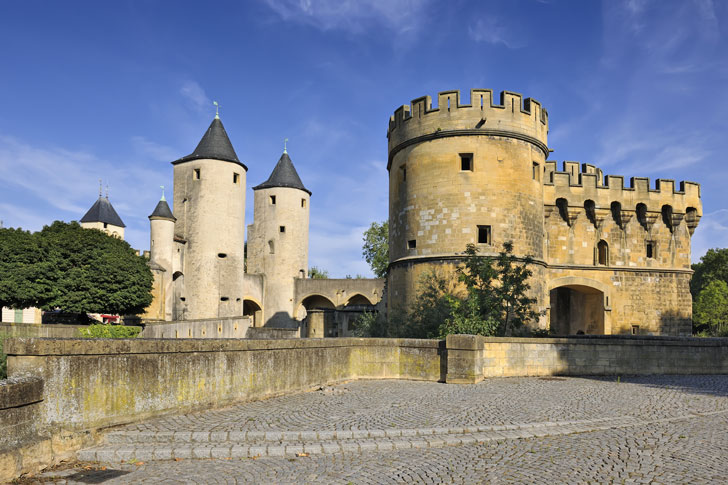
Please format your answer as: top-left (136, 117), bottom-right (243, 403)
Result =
top-left (445, 334), bottom-right (486, 384)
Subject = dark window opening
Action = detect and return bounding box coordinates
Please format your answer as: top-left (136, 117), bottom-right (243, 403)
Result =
top-left (103, 223), bottom-right (108, 229)
top-left (401, 165), bottom-right (407, 181)
top-left (180, 297), bottom-right (186, 302)
top-left (299, 269), bottom-right (305, 278)
top-left (194, 169), bottom-right (201, 180)
top-left (220, 297), bottom-right (229, 302)
top-left (301, 199), bottom-right (306, 208)
top-left (477, 225), bottom-right (491, 244)
top-left (217, 253), bottom-right (227, 258)
top-left (279, 226), bottom-right (286, 233)
top-left (233, 173), bottom-right (240, 184)
top-left (532, 162), bottom-right (540, 181)
top-left (646, 242), bottom-right (655, 259)
top-left (597, 240), bottom-right (608, 266)
top-left (270, 195), bottom-right (276, 205)
top-left (460, 153), bottom-right (473, 171)
top-left (631, 325), bottom-right (640, 335)
top-left (268, 240), bottom-right (274, 254)
top-left (407, 239), bottom-right (416, 250)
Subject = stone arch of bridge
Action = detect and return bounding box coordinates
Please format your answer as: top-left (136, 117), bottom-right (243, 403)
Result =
top-left (548, 276), bottom-right (610, 335)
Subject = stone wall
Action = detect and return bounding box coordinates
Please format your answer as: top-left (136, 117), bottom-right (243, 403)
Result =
top-left (445, 334), bottom-right (728, 383)
top-left (139, 316), bottom-right (251, 339)
top-left (0, 323), bottom-right (83, 338)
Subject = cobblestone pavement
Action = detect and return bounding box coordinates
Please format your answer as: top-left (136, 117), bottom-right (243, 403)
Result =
top-left (34, 376), bottom-right (728, 484)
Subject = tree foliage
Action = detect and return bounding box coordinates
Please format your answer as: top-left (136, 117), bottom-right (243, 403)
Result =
top-left (0, 221), bottom-right (153, 315)
top-left (691, 248), bottom-right (728, 297)
top-left (693, 280), bottom-right (728, 337)
top-left (362, 220), bottom-right (389, 278)
top-left (354, 242), bottom-right (540, 339)
top-left (309, 266), bottom-right (329, 279)
top-left (79, 324), bottom-right (142, 338)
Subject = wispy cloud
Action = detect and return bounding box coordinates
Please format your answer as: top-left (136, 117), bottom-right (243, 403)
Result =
top-left (179, 80), bottom-right (211, 113)
top-left (261, 0), bottom-right (431, 36)
top-left (131, 136), bottom-right (179, 162)
top-left (468, 16), bottom-right (523, 49)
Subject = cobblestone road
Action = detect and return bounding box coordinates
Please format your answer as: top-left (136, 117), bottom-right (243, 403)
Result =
top-left (34, 376), bottom-right (728, 484)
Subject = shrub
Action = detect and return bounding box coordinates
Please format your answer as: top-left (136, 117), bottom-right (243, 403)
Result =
top-left (79, 324), bottom-right (141, 339)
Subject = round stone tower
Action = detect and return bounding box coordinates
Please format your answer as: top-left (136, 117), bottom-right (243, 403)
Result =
top-left (386, 89), bottom-right (549, 312)
top-left (172, 115), bottom-right (247, 319)
top-left (247, 148), bottom-right (311, 327)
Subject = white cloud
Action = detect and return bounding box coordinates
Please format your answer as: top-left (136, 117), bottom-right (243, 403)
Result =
top-left (179, 80), bottom-right (211, 113)
top-left (131, 136), bottom-right (179, 162)
top-left (261, 0), bottom-right (431, 35)
top-left (468, 16), bottom-right (523, 49)
top-left (691, 209), bottom-right (728, 263)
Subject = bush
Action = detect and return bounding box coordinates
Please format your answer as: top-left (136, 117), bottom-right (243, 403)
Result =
top-left (79, 324), bottom-right (141, 339)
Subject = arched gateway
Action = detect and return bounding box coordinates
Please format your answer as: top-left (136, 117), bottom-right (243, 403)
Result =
top-left (548, 277), bottom-right (610, 335)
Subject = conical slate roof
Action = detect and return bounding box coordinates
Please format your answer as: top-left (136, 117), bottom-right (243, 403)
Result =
top-left (80, 196), bottom-right (126, 228)
top-left (148, 198), bottom-right (176, 221)
top-left (253, 152), bottom-right (311, 195)
top-left (172, 118), bottom-right (247, 170)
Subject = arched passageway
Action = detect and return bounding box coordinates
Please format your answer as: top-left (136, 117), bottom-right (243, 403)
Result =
top-left (243, 299), bottom-right (263, 327)
top-left (299, 295), bottom-right (336, 338)
top-left (549, 285), bottom-right (605, 335)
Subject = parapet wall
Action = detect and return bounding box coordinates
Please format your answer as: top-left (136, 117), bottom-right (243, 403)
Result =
top-left (544, 161), bottom-right (702, 216)
top-left (387, 89), bottom-right (549, 166)
top-left (446, 334), bottom-right (728, 383)
top-left (139, 316), bottom-right (251, 339)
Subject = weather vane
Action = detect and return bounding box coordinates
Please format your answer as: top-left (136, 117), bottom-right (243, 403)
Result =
top-left (213, 101), bottom-right (220, 119)
top-left (99, 178), bottom-right (103, 197)
top-left (160, 185), bottom-right (166, 201)
top-left (106, 184), bottom-right (109, 199)
top-left (284, 138), bottom-right (288, 154)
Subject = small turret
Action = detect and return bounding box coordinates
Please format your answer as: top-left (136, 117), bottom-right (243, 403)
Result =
top-left (80, 188), bottom-right (126, 239)
top-left (147, 190), bottom-right (176, 321)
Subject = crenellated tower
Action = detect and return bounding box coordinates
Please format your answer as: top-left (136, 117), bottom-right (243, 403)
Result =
top-left (387, 89), bottom-right (550, 315)
top-left (247, 147), bottom-right (311, 327)
top-left (171, 116), bottom-right (247, 320)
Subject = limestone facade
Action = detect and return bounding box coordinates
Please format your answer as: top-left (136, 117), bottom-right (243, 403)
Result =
top-left (387, 89), bottom-right (702, 336)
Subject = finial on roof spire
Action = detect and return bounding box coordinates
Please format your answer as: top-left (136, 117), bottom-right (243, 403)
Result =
top-left (160, 185), bottom-right (166, 202)
top-left (106, 184), bottom-right (109, 199)
top-left (213, 101), bottom-right (220, 119)
top-left (283, 138), bottom-right (288, 154)
top-left (99, 178), bottom-right (103, 197)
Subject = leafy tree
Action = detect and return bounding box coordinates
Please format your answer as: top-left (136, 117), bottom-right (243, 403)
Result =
top-left (691, 248), bottom-right (728, 297)
top-left (693, 280), bottom-right (728, 337)
top-left (0, 222), bottom-right (153, 315)
top-left (309, 266), bottom-right (329, 279)
top-left (362, 220), bottom-right (389, 278)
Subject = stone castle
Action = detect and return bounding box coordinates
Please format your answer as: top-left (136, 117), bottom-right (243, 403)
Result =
top-left (79, 113), bottom-right (383, 336)
top-left (387, 89), bottom-right (701, 335)
top-left (78, 88), bottom-right (702, 336)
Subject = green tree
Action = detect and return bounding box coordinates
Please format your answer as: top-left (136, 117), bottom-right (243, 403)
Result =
top-left (362, 220), bottom-right (389, 278)
top-left (691, 248), bottom-right (728, 297)
top-left (693, 280), bottom-right (728, 337)
top-left (36, 221), bottom-right (154, 314)
top-left (309, 266), bottom-right (329, 279)
top-left (0, 222), bottom-right (153, 315)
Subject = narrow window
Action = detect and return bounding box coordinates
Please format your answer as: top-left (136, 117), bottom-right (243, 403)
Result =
top-left (270, 195), bottom-right (276, 205)
top-left (194, 169), bottom-right (201, 180)
top-left (279, 226), bottom-right (286, 233)
top-left (220, 297), bottom-right (229, 302)
top-left (646, 242), bottom-right (655, 259)
top-left (597, 240), bottom-right (608, 266)
top-left (477, 225), bottom-right (491, 244)
top-left (631, 325), bottom-right (640, 335)
top-left (103, 222), bottom-right (108, 229)
top-left (301, 198), bottom-right (306, 208)
top-left (460, 153), bottom-right (473, 171)
top-left (268, 240), bottom-right (274, 254)
top-left (233, 173), bottom-right (240, 184)
top-left (217, 253), bottom-right (227, 258)
top-left (401, 165), bottom-right (407, 181)
top-left (532, 162), bottom-right (540, 181)
top-left (407, 239), bottom-right (416, 250)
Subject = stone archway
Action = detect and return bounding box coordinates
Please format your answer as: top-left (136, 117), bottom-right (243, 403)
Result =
top-left (243, 299), bottom-right (263, 327)
top-left (549, 284), bottom-right (605, 335)
top-left (299, 295), bottom-right (336, 338)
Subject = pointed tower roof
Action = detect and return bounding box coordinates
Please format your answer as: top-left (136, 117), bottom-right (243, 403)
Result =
top-left (80, 196), bottom-right (126, 228)
top-left (253, 151), bottom-right (311, 195)
top-left (148, 196), bottom-right (176, 221)
top-left (172, 118), bottom-right (247, 170)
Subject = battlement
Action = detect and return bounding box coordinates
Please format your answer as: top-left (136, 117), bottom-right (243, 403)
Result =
top-left (543, 161), bottom-right (702, 217)
top-left (387, 89), bottom-right (549, 161)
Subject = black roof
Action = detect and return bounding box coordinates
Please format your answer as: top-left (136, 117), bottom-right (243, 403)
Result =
top-left (148, 198), bottom-right (176, 221)
top-left (172, 118), bottom-right (247, 170)
top-left (253, 152), bottom-right (311, 195)
top-left (80, 197), bottom-right (126, 228)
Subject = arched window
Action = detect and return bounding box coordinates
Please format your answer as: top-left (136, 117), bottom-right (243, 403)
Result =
top-left (636, 203), bottom-right (648, 230)
top-left (662, 205), bottom-right (674, 232)
top-left (610, 201), bottom-right (622, 228)
top-left (584, 200), bottom-right (596, 226)
top-left (268, 240), bottom-right (275, 254)
top-left (597, 240), bottom-right (608, 266)
top-left (556, 198), bottom-right (569, 224)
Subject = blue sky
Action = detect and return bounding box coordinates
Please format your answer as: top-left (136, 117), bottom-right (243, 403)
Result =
top-left (1, 0), bottom-right (726, 277)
